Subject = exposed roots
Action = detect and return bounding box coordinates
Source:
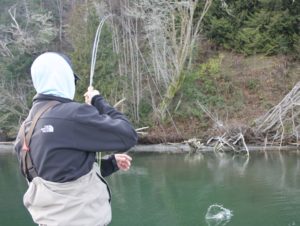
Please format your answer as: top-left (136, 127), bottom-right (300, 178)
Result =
top-left (197, 101), bottom-right (251, 154)
top-left (207, 132), bottom-right (249, 156)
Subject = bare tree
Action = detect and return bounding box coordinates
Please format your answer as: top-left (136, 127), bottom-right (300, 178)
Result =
top-left (0, 2), bottom-right (58, 136)
top-left (94, 0), bottom-right (212, 121)
top-left (0, 78), bottom-right (32, 137)
top-left (56, 0), bottom-right (63, 49)
top-left (3, 4), bottom-right (57, 54)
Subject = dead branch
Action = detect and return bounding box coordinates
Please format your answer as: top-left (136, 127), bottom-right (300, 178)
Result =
top-left (255, 81), bottom-right (300, 144)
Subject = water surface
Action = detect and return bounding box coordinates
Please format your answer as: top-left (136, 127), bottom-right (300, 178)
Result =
top-left (1, 151), bottom-right (300, 226)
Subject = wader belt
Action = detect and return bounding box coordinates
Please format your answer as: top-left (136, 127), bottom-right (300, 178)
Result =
top-left (20, 101), bottom-right (60, 182)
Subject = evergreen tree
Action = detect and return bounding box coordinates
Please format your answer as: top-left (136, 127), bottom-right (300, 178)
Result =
top-left (201, 0), bottom-right (300, 56)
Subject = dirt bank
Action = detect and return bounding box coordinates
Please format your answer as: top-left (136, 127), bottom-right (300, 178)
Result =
top-left (139, 53), bottom-right (300, 145)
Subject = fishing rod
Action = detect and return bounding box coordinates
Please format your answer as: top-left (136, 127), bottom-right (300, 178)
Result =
top-left (89, 15), bottom-right (148, 164)
top-left (89, 14), bottom-right (112, 166)
top-left (89, 14), bottom-right (112, 88)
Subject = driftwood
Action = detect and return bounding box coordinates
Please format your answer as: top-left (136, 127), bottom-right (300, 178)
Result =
top-left (255, 81), bottom-right (300, 145)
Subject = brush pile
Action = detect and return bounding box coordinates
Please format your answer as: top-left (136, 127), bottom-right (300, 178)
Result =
top-left (198, 81), bottom-right (300, 151)
top-left (254, 81), bottom-right (300, 146)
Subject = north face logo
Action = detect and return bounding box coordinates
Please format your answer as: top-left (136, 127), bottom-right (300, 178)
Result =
top-left (41, 125), bottom-right (54, 133)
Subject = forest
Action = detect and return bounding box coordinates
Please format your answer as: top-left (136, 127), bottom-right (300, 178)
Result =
top-left (0, 0), bottom-right (299, 148)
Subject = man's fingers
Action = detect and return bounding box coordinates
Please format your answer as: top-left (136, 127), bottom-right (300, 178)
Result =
top-left (114, 153), bottom-right (132, 171)
top-left (120, 162), bottom-right (130, 171)
top-left (119, 159), bottom-right (131, 167)
top-left (115, 153), bottom-right (132, 161)
top-left (125, 155), bottom-right (132, 161)
top-left (83, 87), bottom-right (100, 105)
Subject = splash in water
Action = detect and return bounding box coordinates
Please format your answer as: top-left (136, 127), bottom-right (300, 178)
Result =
top-left (205, 204), bottom-right (233, 226)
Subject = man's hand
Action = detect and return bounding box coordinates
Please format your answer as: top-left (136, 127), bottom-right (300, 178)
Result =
top-left (84, 86), bottom-right (100, 105)
top-left (115, 153), bottom-right (132, 171)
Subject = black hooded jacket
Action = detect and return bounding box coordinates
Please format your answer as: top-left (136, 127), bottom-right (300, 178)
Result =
top-left (14, 94), bottom-right (138, 182)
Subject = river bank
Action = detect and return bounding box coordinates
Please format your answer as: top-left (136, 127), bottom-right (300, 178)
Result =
top-left (1, 53), bottom-right (299, 148)
top-left (2, 142), bottom-right (300, 155)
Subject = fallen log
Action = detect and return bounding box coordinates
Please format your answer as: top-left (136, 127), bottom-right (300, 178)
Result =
top-left (1, 142), bottom-right (300, 154)
top-left (0, 142), bottom-right (14, 154)
top-left (129, 144), bottom-right (300, 153)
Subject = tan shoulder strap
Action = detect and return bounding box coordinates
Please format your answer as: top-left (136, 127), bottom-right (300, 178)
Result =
top-left (21, 101), bottom-right (60, 181)
top-left (24, 101), bottom-right (60, 149)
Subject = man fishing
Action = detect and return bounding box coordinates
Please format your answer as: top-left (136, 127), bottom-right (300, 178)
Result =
top-left (14, 52), bottom-right (138, 226)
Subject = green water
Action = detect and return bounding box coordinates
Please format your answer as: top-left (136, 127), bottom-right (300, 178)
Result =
top-left (1, 152), bottom-right (300, 226)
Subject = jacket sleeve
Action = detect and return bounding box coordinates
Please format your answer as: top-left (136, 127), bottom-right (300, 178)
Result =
top-left (72, 95), bottom-right (138, 152)
top-left (101, 155), bottom-right (119, 177)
